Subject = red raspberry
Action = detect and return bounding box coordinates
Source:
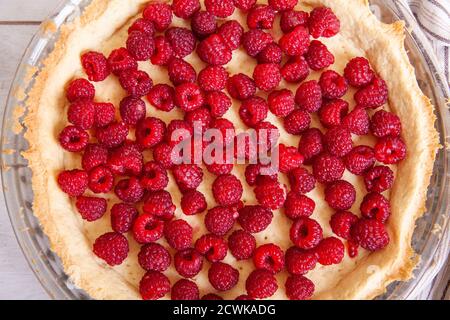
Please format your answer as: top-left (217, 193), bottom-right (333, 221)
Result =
top-left (66, 78), bottom-right (95, 103)
top-left (59, 126), bottom-right (89, 152)
top-left (139, 161), bottom-right (168, 192)
top-left (119, 96), bottom-right (146, 125)
top-left (202, 294), bottom-right (223, 300)
top-left (295, 80), bottom-right (322, 113)
top-left (197, 34), bottom-right (232, 65)
top-left (205, 206), bottom-right (236, 236)
top-left (284, 109), bottom-right (311, 135)
top-left (364, 165), bottom-right (394, 193)
top-left (75, 196), bottom-right (106, 221)
top-left (253, 63), bottom-right (281, 91)
top-left (281, 55), bottom-right (310, 83)
top-left (288, 167), bottom-right (316, 194)
top-left (247, 5), bottom-right (276, 29)
top-left (111, 203), bottom-right (138, 233)
top-left (308, 7), bottom-right (340, 38)
top-left (348, 240), bottom-right (359, 258)
top-left (253, 243), bottom-right (285, 274)
top-left (329, 211), bottom-right (359, 239)
top-left (107, 143), bottom-right (143, 176)
top-left (226, 73), bottom-right (256, 100)
top-left (242, 29), bottom-right (273, 57)
top-left (280, 10), bottom-right (309, 33)
top-left (244, 163), bottom-right (277, 186)
top-left (233, 0), bottom-right (256, 11)
top-left (255, 121), bottom-right (280, 150)
top-left (246, 269), bottom-right (278, 299)
top-left (174, 83), bottom-right (204, 112)
top-left (164, 219), bottom-right (193, 250)
top-left (126, 31), bottom-right (155, 61)
top-left (57, 169), bottom-right (88, 197)
top-left (143, 190), bottom-right (176, 221)
top-left (209, 262), bottom-right (239, 291)
top-left (351, 219), bottom-right (390, 251)
top-left (354, 77), bottom-right (388, 108)
top-left (205, 0), bottom-right (235, 17)
top-left (107, 47), bottom-right (138, 75)
top-left (285, 247), bottom-right (317, 275)
top-left (238, 205), bottom-right (273, 233)
top-left (370, 110), bottom-right (401, 138)
top-left (191, 11), bottom-right (217, 38)
top-left (171, 279), bottom-right (199, 300)
top-left (268, 89), bottom-right (294, 117)
top-left (269, 0), bottom-right (297, 11)
top-left (212, 174), bottom-right (243, 206)
top-left (168, 58), bottom-right (196, 86)
top-left (198, 65), bottom-right (227, 92)
top-left (139, 271), bottom-right (170, 300)
top-left (312, 153), bottom-right (345, 183)
top-left (235, 295), bottom-right (254, 300)
top-left (185, 107), bottom-right (212, 132)
top-left (228, 229), bottom-right (256, 260)
top-left (81, 51), bottom-right (110, 82)
top-left (344, 57), bottom-right (375, 88)
top-left (118, 69), bottom-right (153, 97)
top-left (115, 177), bottom-right (144, 203)
top-left (172, 164), bottom-right (203, 192)
top-left (324, 127), bottom-right (353, 157)
top-left (174, 248), bottom-right (204, 278)
top-left (88, 166), bottom-right (114, 194)
top-left (257, 43), bottom-right (282, 64)
top-left (143, 2), bottom-right (173, 31)
top-left (239, 96), bottom-right (268, 127)
top-left (360, 192), bottom-right (391, 223)
top-left (206, 162), bottom-right (234, 176)
top-left (93, 232), bottom-right (128, 266)
top-left (285, 275), bottom-right (315, 300)
top-left (136, 117), bottom-right (166, 149)
top-left (319, 70), bottom-right (348, 99)
top-left (210, 117), bottom-right (235, 145)
top-left (173, 0), bottom-right (200, 19)
top-left (138, 243), bottom-right (171, 272)
top-left (195, 234), bottom-right (227, 262)
top-left (284, 192), bottom-right (315, 220)
top-left (344, 145), bottom-right (375, 175)
top-left (254, 177), bottom-right (286, 210)
top-left (147, 84), bottom-right (175, 112)
top-left (290, 217), bottom-right (323, 249)
top-left (279, 26), bottom-right (310, 56)
top-left (314, 237), bottom-right (344, 265)
top-left (205, 91), bottom-right (232, 117)
top-left (325, 180), bottom-right (356, 211)
top-left (342, 107), bottom-right (370, 135)
top-left (153, 142), bottom-right (175, 169)
top-left (278, 144), bottom-right (304, 173)
top-left (96, 121), bottom-right (129, 148)
top-left (68, 100), bottom-right (95, 130)
top-left (165, 27), bottom-right (196, 58)
top-left (151, 36), bottom-right (174, 66)
top-left (319, 99), bottom-right (349, 128)
top-left (128, 18), bottom-right (155, 36)
top-left (94, 102), bottom-right (115, 128)
top-left (218, 20), bottom-right (244, 50)
top-left (304, 40), bottom-right (334, 71)
top-left (167, 119), bottom-right (193, 144)
top-left (374, 136), bottom-right (406, 164)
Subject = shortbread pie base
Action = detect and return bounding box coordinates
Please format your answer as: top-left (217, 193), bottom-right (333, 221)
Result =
top-left (23, 0), bottom-right (439, 300)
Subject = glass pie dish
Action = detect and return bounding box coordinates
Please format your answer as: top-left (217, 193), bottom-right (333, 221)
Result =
top-left (1, 0), bottom-right (449, 300)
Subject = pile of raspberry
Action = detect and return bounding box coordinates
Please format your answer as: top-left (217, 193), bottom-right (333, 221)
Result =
top-left (57, 0), bottom-right (406, 301)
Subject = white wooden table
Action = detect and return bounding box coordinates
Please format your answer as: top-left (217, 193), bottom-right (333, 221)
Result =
top-left (0, 0), bottom-right (448, 300)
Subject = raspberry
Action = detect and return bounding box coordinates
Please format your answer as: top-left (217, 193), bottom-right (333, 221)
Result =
top-left (235, 294), bottom-right (254, 300)
top-left (233, 0), bottom-right (256, 11)
top-left (253, 63), bottom-right (281, 91)
top-left (253, 243), bottom-right (285, 273)
top-left (254, 178), bottom-right (286, 210)
top-left (206, 162), bottom-right (234, 176)
top-left (281, 55), bottom-right (310, 83)
top-left (284, 192), bottom-right (315, 220)
top-left (208, 262), bottom-right (239, 291)
top-left (151, 36), bottom-right (174, 66)
top-left (295, 80), bottom-right (322, 113)
top-left (57, 169), bottom-right (88, 197)
top-left (242, 29), bottom-right (273, 57)
top-left (128, 18), bottom-right (155, 36)
top-left (186, 107), bottom-right (212, 133)
top-left (364, 165), bottom-right (394, 193)
top-left (205, 206), bottom-right (236, 236)
top-left (212, 174), bottom-right (243, 206)
top-left (195, 234), bottom-right (227, 262)
top-left (218, 20), bottom-right (244, 50)
top-left (164, 219), bottom-right (193, 250)
top-left (279, 26), bottom-right (310, 56)
top-left (66, 78), bottom-right (95, 102)
top-left (330, 211), bottom-right (358, 239)
top-left (228, 230), bottom-right (256, 260)
top-left (107, 47), bottom-right (138, 75)
top-left (205, 0), bottom-right (235, 17)
top-left (285, 275), bottom-right (315, 300)
top-left (136, 117), bottom-right (166, 149)
top-left (166, 27), bottom-right (196, 58)
top-left (319, 70), bottom-right (348, 99)
top-left (173, 0), bottom-right (200, 19)
top-left (315, 237), bottom-right (345, 265)
top-left (94, 102), bottom-right (115, 128)
top-left (68, 100), bottom-right (95, 130)
top-left (325, 180), bottom-right (356, 211)
top-left (198, 65), bottom-right (228, 92)
top-left (171, 279), bottom-right (199, 300)
top-left (247, 5), bottom-right (276, 29)
top-left (226, 73), bottom-right (256, 100)
top-left (107, 143), bottom-right (143, 176)
top-left (312, 153), bottom-right (345, 183)
top-left (111, 203), bottom-right (138, 233)
top-left (304, 40), bottom-right (334, 71)
top-left (319, 99), bottom-right (349, 128)
top-left (280, 10), bottom-right (309, 33)
top-left (75, 196), bottom-right (106, 221)
top-left (143, 2), bottom-right (173, 31)
top-left (205, 91), bottom-right (232, 117)
top-left (370, 110), bottom-right (401, 138)
top-left (308, 7), bottom-right (340, 38)
top-left (284, 109), bottom-right (311, 135)
top-left (278, 144), bottom-right (304, 173)
top-left (115, 177), bottom-right (144, 203)
top-left (210, 118), bottom-right (235, 145)
top-left (244, 163), bottom-right (277, 186)
top-left (174, 83), bottom-right (205, 112)
top-left (139, 271), bottom-right (170, 300)
top-left (374, 136), bottom-right (407, 164)
top-left (143, 190), bottom-right (176, 221)
top-left (59, 125), bottom-right (89, 152)
top-left (168, 58), bottom-right (196, 86)
top-left (197, 34), bottom-right (232, 65)
top-left (126, 31), bottom-right (155, 61)
top-left (239, 96), bottom-right (268, 127)
top-left (268, 0), bottom-right (297, 11)
top-left (288, 167), bottom-right (316, 195)
top-left (255, 121), bottom-right (280, 150)
top-left (285, 247), bottom-right (317, 275)
top-left (172, 164), bottom-right (203, 192)
top-left (147, 84), bottom-right (175, 112)
top-left (88, 166), bottom-right (114, 193)
top-left (344, 57), bottom-right (375, 88)
top-left (96, 121), bottom-right (129, 148)
top-left (268, 89), bottom-right (294, 117)
top-left (297, 129), bottom-right (323, 165)
top-left (81, 51), bottom-right (110, 82)
top-left (351, 219), bottom-right (390, 251)
top-left (342, 107), bottom-right (370, 135)
top-left (139, 161), bottom-right (168, 192)
top-left (354, 77), bottom-right (388, 108)
top-left (119, 96), bottom-right (145, 125)
top-left (347, 240), bottom-right (359, 258)
top-left (238, 205), bottom-right (273, 233)
top-left (191, 11), bottom-right (217, 38)
top-left (257, 43), bottom-right (282, 64)
top-left (290, 217), bottom-right (323, 249)
top-left (138, 243), bottom-right (171, 272)
top-left (246, 269), bottom-right (278, 299)
top-left (119, 69), bottom-right (153, 97)
top-left (360, 192), bottom-right (391, 223)
top-left (174, 248), bottom-right (204, 278)
top-left (324, 127), bottom-right (353, 157)
top-left (93, 232), bottom-right (128, 266)
top-left (344, 145), bottom-right (375, 175)
top-left (153, 143), bottom-right (175, 169)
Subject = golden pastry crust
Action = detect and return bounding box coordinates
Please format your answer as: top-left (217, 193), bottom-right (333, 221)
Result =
top-left (23, 0), bottom-right (439, 300)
